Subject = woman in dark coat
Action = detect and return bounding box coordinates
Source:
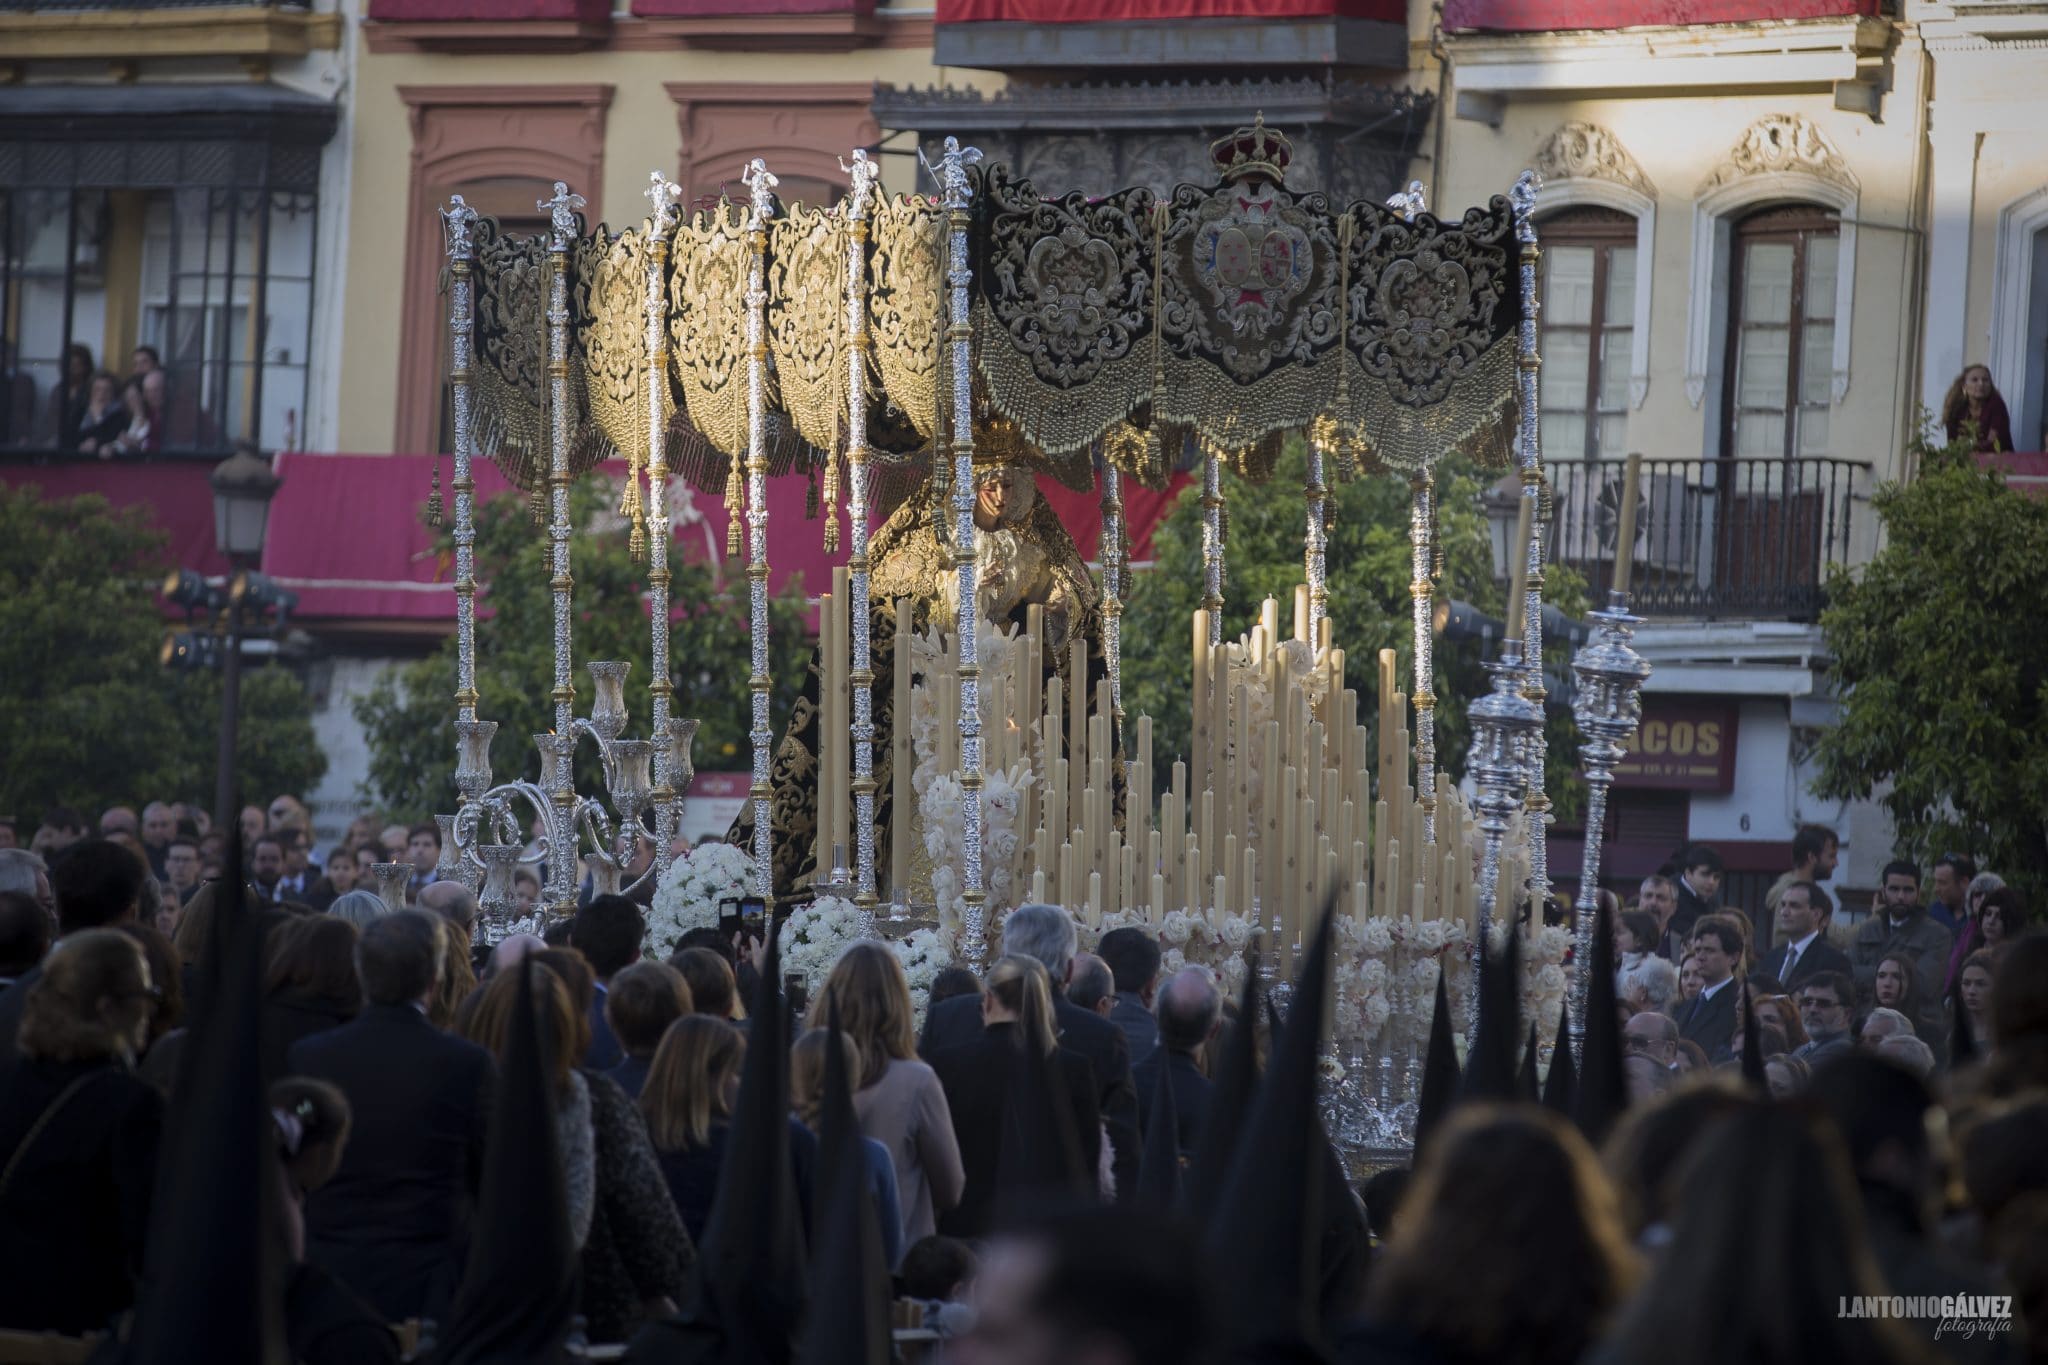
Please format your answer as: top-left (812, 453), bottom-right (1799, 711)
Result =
top-left (927, 953), bottom-right (1102, 1238)
top-left (261, 915), bottom-right (361, 1085)
top-left (0, 928), bottom-right (164, 1333)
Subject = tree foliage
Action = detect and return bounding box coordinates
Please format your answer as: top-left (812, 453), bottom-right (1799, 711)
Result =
top-left (0, 484), bottom-right (326, 823)
top-left (353, 480), bottom-right (811, 823)
top-left (1121, 440), bottom-right (1586, 819)
top-left (1814, 434), bottom-right (2048, 900)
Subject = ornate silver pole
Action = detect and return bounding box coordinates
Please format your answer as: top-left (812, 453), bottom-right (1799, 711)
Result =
top-left (1568, 596), bottom-right (1651, 1056)
top-left (1464, 641), bottom-right (1544, 1038)
top-left (1409, 472), bottom-right (1438, 845)
top-left (541, 181), bottom-right (585, 909)
top-left (741, 158), bottom-right (779, 905)
top-left (645, 172), bottom-right (684, 879)
top-left (1101, 459), bottom-right (1125, 745)
top-left (1304, 435), bottom-right (1328, 640)
top-left (1508, 169), bottom-right (1552, 909)
top-left (842, 149), bottom-right (881, 908)
top-left (938, 137), bottom-right (987, 962)
top-left (442, 196), bottom-right (481, 730)
top-left (1201, 449), bottom-right (1224, 646)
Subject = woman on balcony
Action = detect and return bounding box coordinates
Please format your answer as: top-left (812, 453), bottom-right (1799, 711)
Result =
top-left (1942, 364), bottom-right (2016, 454)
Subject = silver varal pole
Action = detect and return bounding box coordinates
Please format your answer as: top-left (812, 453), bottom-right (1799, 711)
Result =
top-left (1464, 641), bottom-right (1543, 1038)
top-left (843, 149), bottom-right (882, 908)
top-left (741, 159), bottom-right (779, 905)
top-left (1101, 460), bottom-right (1125, 743)
top-left (1568, 597), bottom-right (1651, 1056)
top-left (1304, 437), bottom-right (1328, 640)
top-left (938, 137), bottom-right (987, 961)
top-left (1508, 169), bottom-right (1552, 909)
top-left (1409, 472), bottom-right (1438, 845)
top-left (541, 181), bottom-right (585, 908)
top-left (1201, 448), bottom-right (1224, 646)
top-left (442, 196), bottom-right (481, 729)
top-left (644, 172), bottom-right (683, 878)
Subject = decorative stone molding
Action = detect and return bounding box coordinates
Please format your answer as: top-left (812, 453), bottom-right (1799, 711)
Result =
top-left (1533, 121), bottom-right (1655, 199)
top-left (1684, 113), bottom-right (1860, 413)
top-left (393, 84), bottom-right (613, 454)
top-left (1697, 113), bottom-right (1858, 198)
top-left (664, 83), bottom-right (879, 209)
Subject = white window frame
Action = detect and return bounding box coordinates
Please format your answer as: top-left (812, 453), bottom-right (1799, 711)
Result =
top-left (1684, 174), bottom-right (1858, 443)
top-left (1534, 178), bottom-right (1655, 412)
top-left (1989, 183), bottom-right (2048, 450)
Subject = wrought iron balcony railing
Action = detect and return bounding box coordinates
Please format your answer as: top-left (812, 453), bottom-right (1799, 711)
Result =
top-left (1543, 455), bottom-right (1871, 622)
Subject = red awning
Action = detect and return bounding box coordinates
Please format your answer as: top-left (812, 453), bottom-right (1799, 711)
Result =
top-left (4, 453), bottom-right (1189, 627)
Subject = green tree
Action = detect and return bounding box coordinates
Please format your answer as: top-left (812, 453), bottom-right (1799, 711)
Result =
top-left (354, 480), bottom-right (812, 822)
top-left (0, 485), bottom-right (326, 822)
top-left (1814, 432), bottom-right (2048, 901)
top-left (1122, 439), bottom-right (1586, 819)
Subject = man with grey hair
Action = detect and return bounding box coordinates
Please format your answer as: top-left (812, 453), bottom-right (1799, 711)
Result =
top-left (1132, 967), bottom-right (1220, 1159)
top-left (1620, 955), bottom-right (1680, 1017)
top-left (922, 903), bottom-right (1140, 1199)
top-left (1066, 953), bottom-right (1115, 1017)
top-left (420, 879), bottom-right (484, 968)
top-left (1858, 1007), bottom-right (1915, 1050)
top-left (0, 849), bottom-right (53, 924)
top-left (140, 801), bottom-right (177, 877)
top-left (1875, 1033), bottom-right (1936, 1078)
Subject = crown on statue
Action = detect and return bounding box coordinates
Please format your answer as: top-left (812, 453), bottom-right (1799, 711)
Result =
top-left (1209, 113), bottom-right (1293, 186)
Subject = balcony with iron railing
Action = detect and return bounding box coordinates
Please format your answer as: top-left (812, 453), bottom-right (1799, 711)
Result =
top-left (1541, 455), bottom-right (1872, 622)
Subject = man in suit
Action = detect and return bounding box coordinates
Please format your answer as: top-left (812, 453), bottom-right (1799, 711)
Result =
top-left (1131, 968), bottom-right (1218, 1161)
top-left (288, 910), bottom-right (495, 1324)
top-left (1793, 970), bottom-right (1857, 1067)
top-left (1098, 926), bottom-right (1162, 1063)
top-left (1761, 881), bottom-right (1851, 992)
top-left (1763, 824), bottom-right (1839, 952)
top-left (1678, 913), bottom-right (1743, 1063)
top-left (922, 903), bottom-right (1141, 1202)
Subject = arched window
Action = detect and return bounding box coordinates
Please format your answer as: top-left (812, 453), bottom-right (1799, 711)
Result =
top-left (1721, 204), bottom-right (1839, 461)
top-left (1538, 205), bottom-right (1636, 463)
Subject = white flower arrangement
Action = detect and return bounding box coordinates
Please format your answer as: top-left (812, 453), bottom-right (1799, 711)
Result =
top-left (645, 842), bottom-right (759, 956)
top-left (777, 895), bottom-right (867, 997)
top-left (891, 927), bottom-right (951, 1028)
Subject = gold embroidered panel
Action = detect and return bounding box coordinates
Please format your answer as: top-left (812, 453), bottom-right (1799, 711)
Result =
top-left (767, 203), bottom-right (846, 457)
top-left (1339, 195), bottom-right (1520, 473)
top-left (868, 192), bottom-right (945, 440)
top-left (668, 199), bottom-right (761, 463)
top-left (972, 164), bottom-right (1157, 458)
top-left (583, 224), bottom-right (666, 477)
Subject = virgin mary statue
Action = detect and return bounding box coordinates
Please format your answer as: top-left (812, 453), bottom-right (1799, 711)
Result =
top-left (731, 420), bottom-right (1107, 901)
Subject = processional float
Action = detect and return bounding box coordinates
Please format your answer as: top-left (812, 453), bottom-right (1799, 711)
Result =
top-left (428, 119), bottom-right (1651, 1153)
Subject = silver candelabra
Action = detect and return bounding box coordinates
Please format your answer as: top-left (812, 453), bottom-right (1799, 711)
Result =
top-left (1567, 592), bottom-right (1651, 1056)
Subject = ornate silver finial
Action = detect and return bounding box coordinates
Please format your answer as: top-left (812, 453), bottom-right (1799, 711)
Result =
top-left (538, 182), bottom-right (586, 241)
top-left (1385, 180), bottom-right (1428, 221)
top-left (441, 195), bottom-right (478, 258)
top-left (645, 170), bottom-right (682, 236)
top-left (926, 136), bottom-right (983, 210)
top-left (741, 158), bottom-right (779, 224)
top-left (1510, 169), bottom-right (1543, 239)
top-left (840, 147), bottom-right (881, 216)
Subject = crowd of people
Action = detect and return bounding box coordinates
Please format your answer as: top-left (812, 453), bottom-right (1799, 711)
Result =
top-left (0, 806), bottom-right (2045, 1365)
top-left (1, 342), bottom-right (182, 458)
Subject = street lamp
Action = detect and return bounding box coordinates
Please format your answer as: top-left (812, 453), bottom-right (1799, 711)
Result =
top-left (1482, 474), bottom-right (1521, 581)
top-left (210, 443), bottom-right (280, 558)
top-left (208, 443), bottom-right (282, 831)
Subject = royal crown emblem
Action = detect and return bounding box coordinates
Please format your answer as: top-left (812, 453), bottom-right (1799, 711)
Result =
top-left (1208, 113), bottom-right (1293, 187)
